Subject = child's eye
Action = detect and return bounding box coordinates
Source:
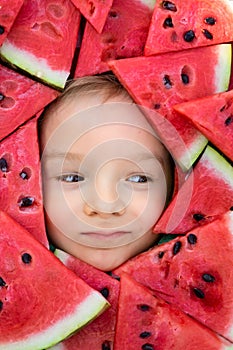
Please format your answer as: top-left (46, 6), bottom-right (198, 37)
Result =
top-left (58, 174), bottom-right (84, 183)
top-left (126, 175), bottom-right (151, 183)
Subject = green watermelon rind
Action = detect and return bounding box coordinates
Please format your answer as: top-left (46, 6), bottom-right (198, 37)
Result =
top-left (0, 40), bottom-right (69, 89)
top-left (203, 146), bottom-right (233, 188)
top-left (0, 291), bottom-right (108, 350)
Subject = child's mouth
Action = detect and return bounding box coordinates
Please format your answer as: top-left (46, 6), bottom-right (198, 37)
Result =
top-left (81, 231), bottom-right (131, 240)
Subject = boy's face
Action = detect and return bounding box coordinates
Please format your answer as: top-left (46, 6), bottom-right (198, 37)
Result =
top-left (41, 94), bottom-right (171, 271)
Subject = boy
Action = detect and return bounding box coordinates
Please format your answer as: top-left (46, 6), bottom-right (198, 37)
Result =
top-left (39, 74), bottom-right (173, 271)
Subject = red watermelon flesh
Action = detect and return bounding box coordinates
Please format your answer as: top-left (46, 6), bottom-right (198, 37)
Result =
top-left (70, 0), bottom-right (114, 34)
top-left (108, 43), bottom-right (231, 170)
top-left (74, 0), bottom-right (155, 77)
top-left (154, 146), bottom-right (233, 235)
top-left (0, 0), bottom-right (81, 89)
top-left (114, 211), bottom-right (233, 342)
top-left (53, 249), bottom-right (119, 350)
top-left (173, 90), bottom-right (233, 163)
top-left (0, 63), bottom-right (59, 141)
top-left (0, 116), bottom-right (49, 247)
top-left (114, 273), bottom-right (232, 349)
top-left (0, 211), bottom-right (109, 350)
top-left (0, 0), bottom-right (24, 46)
top-left (144, 0), bottom-right (233, 56)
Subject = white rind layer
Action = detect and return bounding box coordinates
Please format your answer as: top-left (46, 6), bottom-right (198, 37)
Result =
top-left (0, 291), bottom-right (109, 350)
top-left (140, 0), bottom-right (156, 10)
top-left (202, 146), bottom-right (233, 188)
top-left (0, 40), bottom-right (69, 89)
top-left (215, 44), bottom-right (232, 93)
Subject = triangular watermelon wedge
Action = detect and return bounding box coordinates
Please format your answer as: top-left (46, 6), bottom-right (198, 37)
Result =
top-left (0, 116), bottom-right (48, 247)
top-left (0, 211), bottom-right (109, 350)
top-left (75, 0), bottom-right (155, 77)
top-left (114, 211), bottom-right (233, 343)
top-left (0, 63), bottom-right (59, 141)
top-left (173, 90), bottom-right (233, 163)
top-left (0, 0), bottom-right (24, 46)
top-left (154, 145), bottom-right (233, 235)
top-left (53, 249), bottom-right (120, 350)
top-left (108, 44), bottom-right (231, 170)
top-left (0, 0), bottom-right (81, 89)
top-left (70, 0), bottom-right (114, 34)
top-left (114, 273), bottom-right (232, 349)
top-left (144, 0), bottom-right (233, 56)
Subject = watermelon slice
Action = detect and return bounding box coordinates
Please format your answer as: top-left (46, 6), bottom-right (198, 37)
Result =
top-left (0, 63), bottom-right (59, 141)
top-left (114, 210), bottom-right (233, 342)
top-left (154, 145), bottom-right (233, 235)
top-left (0, 0), bottom-right (81, 89)
top-left (114, 273), bottom-right (232, 349)
top-left (53, 249), bottom-right (120, 349)
top-left (144, 0), bottom-right (233, 56)
top-left (75, 0), bottom-right (155, 77)
top-left (70, 0), bottom-right (114, 34)
top-left (0, 210), bottom-right (109, 350)
top-left (0, 0), bottom-right (24, 46)
top-left (109, 43), bottom-right (231, 170)
top-left (173, 90), bottom-right (233, 163)
top-left (0, 116), bottom-right (49, 247)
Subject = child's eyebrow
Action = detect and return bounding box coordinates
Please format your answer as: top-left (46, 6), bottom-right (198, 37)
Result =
top-left (43, 152), bottom-right (84, 162)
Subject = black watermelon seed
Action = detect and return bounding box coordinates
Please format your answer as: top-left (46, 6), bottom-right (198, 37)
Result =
top-left (102, 340), bottom-right (111, 350)
top-left (163, 75), bottom-right (173, 89)
top-left (154, 103), bottom-right (161, 110)
top-left (202, 29), bottom-right (213, 40)
top-left (0, 158), bottom-right (8, 172)
top-left (162, 1), bottom-right (177, 12)
top-left (163, 16), bottom-right (174, 28)
top-left (140, 331), bottom-right (152, 339)
top-left (173, 241), bottom-right (182, 255)
top-left (20, 171), bottom-right (29, 180)
top-left (204, 17), bottom-right (216, 25)
top-left (158, 251), bottom-right (165, 259)
top-left (19, 196), bottom-right (34, 207)
top-left (193, 213), bottom-right (205, 221)
top-left (183, 30), bottom-right (195, 42)
top-left (142, 344), bottom-right (154, 350)
top-left (100, 287), bottom-right (109, 299)
top-left (0, 26), bottom-right (4, 35)
top-left (0, 301), bottom-right (3, 311)
top-left (230, 206), bottom-right (233, 211)
top-left (225, 115), bottom-right (233, 126)
top-left (187, 233), bottom-right (197, 245)
top-left (22, 253), bottom-right (32, 264)
top-left (193, 287), bottom-right (205, 299)
top-left (0, 277), bottom-right (6, 287)
top-left (105, 271), bottom-right (120, 281)
top-left (202, 273), bottom-right (215, 283)
top-left (137, 304), bottom-right (151, 311)
top-left (0, 93), bottom-right (5, 101)
top-left (181, 73), bottom-right (189, 84)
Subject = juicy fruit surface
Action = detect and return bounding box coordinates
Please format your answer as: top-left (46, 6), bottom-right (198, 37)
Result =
top-left (109, 44), bottom-right (231, 170)
top-left (0, 0), bottom-right (81, 88)
top-left (0, 211), bottom-right (108, 350)
top-left (0, 0), bottom-right (24, 46)
top-left (0, 63), bottom-right (59, 141)
top-left (154, 146), bottom-right (233, 234)
top-left (114, 274), bottom-right (232, 349)
top-left (70, 0), bottom-right (114, 33)
top-left (174, 90), bottom-right (233, 162)
top-left (75, 0), bottom-right (155, 77)
top-left (145, 0), bottom-right (233, 55)
top-left (0, 117), bottom-right (48, 247)
top-left (114, 211), bottom-right (233, 342)
top-left (53, 249), bottom-right (119, 350)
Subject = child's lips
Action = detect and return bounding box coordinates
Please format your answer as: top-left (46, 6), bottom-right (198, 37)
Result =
top-left (81, 231), bottom-right (131, 240)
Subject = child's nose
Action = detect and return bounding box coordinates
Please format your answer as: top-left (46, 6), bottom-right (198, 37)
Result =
top-left (83, 202), bottom-right (126, 218)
